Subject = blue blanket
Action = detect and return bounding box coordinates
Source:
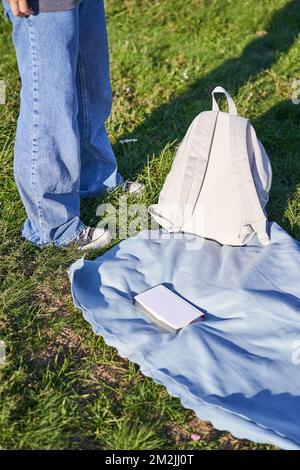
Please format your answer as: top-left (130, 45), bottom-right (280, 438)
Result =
top-left (68, 223), bottom-right (300, 449)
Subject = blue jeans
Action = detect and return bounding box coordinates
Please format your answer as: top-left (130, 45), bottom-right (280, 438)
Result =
top-left (3, 0), bottom-right (122, 246)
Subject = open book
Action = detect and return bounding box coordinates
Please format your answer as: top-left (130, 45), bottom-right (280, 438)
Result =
top-left (134, 284), bottom-right (204, 332)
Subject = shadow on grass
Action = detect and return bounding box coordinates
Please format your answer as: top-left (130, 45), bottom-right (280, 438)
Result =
top-left (115, 0), bottom-right (300, 157)
top-left (253, 99), bottom-right (300, 238)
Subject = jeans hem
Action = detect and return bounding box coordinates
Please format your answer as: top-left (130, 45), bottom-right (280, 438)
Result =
top-left (22, 221), bottom-right (85, 248)
top-left (56, 221), bottom-right (86, 247)
top-left (24, 230), bottom-right (43, 245)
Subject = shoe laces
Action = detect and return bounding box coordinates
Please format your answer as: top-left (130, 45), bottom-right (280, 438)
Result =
top-left (80, 226), bottom-right (93, 242)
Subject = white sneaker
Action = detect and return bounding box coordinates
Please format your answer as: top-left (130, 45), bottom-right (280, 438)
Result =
top-left (75, 226), bottom-right (112, 251)
top-left (121, 179), bottom-right (145, 196)
top-left (107, 179), bottom-right (145, 196)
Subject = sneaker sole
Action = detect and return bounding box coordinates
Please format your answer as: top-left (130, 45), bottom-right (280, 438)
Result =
top-left (78, 230), bottom-right (112, 252)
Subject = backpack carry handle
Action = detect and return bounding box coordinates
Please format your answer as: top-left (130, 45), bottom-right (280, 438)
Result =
top-left (212, 86), bottom-right (238, 115)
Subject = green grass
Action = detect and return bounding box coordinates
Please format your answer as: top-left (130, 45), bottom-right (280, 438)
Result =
top-left (0, 0), bottom-right (299, 450)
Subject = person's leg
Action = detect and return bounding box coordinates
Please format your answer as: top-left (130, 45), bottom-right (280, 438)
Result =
top-left (76, 0), bottom-right (122, 198)
top-left (3, 0), bottom-right (85, 246)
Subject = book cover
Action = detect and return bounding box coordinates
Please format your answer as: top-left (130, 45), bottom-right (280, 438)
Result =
top-left (134, 284), bottom-right (204, 332)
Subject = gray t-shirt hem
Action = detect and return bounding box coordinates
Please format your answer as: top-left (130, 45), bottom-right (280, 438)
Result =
top-left (30, 0), bottom-right (80, 13)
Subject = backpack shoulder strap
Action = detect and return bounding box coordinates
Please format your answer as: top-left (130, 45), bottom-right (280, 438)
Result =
top-left (229, 115), bottom-right (270, 245)
top-left (183, 110), bottom-right (219, 219)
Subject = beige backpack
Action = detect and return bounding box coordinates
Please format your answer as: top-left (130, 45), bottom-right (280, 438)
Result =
top-left (149, 86), bottom-right (272, 246)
